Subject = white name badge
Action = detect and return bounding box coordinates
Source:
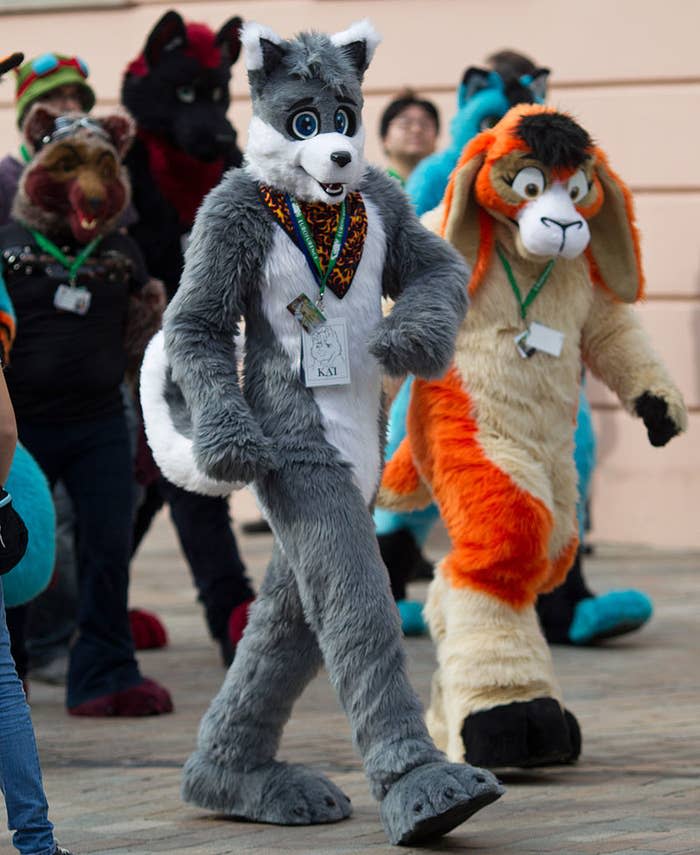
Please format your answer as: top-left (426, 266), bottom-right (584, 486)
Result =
top-left (526, 322), bottom-right (564, 358)
top-left (53, 284), bottom-right (91, 316)
top-left (301, 317), bottom-right (351, 387)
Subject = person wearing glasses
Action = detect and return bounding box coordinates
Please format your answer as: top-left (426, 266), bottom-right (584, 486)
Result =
top-left (379, 89), bottom-right (440, 185)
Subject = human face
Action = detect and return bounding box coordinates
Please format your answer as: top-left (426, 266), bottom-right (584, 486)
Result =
top-left (41, 84), bottom-right (84, 114)
top-left (383, 104), bottom-right (438, 161)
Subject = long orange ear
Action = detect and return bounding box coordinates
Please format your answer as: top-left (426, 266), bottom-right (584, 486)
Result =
top-left (440, 135), bottom-right (493, 295)
top-left (586, 148), bottom-right (644, 303)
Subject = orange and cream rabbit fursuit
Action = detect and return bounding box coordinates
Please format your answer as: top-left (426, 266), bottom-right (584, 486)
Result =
top-left (378, 103), bottom-right (687, 769)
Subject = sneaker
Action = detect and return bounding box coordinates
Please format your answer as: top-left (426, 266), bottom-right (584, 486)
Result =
top-left (54, 846), bottom-right (74, 855)
top-left (30, 654), bottom-right (69, 686)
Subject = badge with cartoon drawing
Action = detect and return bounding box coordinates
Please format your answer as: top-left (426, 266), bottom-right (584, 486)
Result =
top-left (301, 317), bottom-right (350, 387)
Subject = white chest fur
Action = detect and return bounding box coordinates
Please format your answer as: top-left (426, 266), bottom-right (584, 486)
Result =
top-left (260, 196), bottom-right (386, 503)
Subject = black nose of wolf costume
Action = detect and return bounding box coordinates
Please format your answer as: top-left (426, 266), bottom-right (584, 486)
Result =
top-left (331, 151), bottom-right (352, 168)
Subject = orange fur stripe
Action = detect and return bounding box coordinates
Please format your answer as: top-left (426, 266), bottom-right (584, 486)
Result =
top-left (409, 368), bottom-right (553, 608)
top-left (382, 435), bottom-right (421, 497)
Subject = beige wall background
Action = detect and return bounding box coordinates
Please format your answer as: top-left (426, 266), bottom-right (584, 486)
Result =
top-left (1, 0), bottom-right (698, 547)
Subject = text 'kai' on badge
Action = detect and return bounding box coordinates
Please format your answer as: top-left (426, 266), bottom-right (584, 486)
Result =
top-left (301, 317), bottom-right (351, 387)
top-left (53, 284), bottom-right (91, 316)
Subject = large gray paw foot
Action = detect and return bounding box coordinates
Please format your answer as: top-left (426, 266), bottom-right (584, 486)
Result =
top-left (182, 750), bottom-right (351, 826)
top-left (380, 761), bottom-right (504, 846)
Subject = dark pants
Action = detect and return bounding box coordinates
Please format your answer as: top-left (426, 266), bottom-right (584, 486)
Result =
top-left (133, 477), bottom-right (254, 640)
top-left (17, 413), bottom-right (141, 708)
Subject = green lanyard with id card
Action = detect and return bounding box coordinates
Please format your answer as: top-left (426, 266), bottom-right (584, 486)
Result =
top-left (29, 228), bottom-right (101, 316)
top-left (285, 197), bottom-right (352, 388)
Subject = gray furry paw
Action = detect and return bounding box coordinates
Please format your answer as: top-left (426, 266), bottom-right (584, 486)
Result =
top-left (194, 415), bottom-right (277, 484)
top-left (368, 316), bottom-right (453, 379)
top-left (379, 762), bottom-right (503, 846)
top-left (182, 752), bottom-right (352, 825)
top-left (634, 391), bottom-right (683, 447)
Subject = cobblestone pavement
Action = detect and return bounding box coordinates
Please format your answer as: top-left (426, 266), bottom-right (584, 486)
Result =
top-left (5, 490), bottom-right (699, 855)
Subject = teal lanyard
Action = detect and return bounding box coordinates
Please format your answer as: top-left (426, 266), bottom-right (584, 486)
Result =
top-left (288, 197), bottom-right (347, 309)
top-left (496, 243), bottom-right (555, 322)
top-left (28, 228), bottom-right (102, 286)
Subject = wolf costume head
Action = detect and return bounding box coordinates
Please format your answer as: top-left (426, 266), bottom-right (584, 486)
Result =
top-left (242, 20), bottom-right (380, 204)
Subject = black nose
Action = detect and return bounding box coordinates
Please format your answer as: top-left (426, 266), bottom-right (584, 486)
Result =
top-left (330, 150), bottom-right (352, 168)
top-left (87, 196), bottom-right (103, 213)
top-left (541, 217), bottom-right (583, 233)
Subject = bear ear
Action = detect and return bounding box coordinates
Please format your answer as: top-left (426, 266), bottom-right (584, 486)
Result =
top-left (144, 9), bottom-right (187, 68)
top-left (330, 19), bottom-right (382, 78)
top-left (241, 21), bottom-right (286, 77)
top-left (98, 112), bottom-right (136, 160)
top-left (22, 102), bottom-right (62, 151)
top-left (216, 16), bottom-right (243, 66)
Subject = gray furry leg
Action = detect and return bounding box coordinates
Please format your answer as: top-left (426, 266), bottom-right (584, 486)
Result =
top-left (182, 544), bottom-right (351, 825)
top-left (257, 462), bottom-right (503, 843)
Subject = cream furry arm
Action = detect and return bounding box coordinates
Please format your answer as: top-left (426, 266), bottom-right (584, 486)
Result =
top-left (581, 288), bottom-right (687, 446)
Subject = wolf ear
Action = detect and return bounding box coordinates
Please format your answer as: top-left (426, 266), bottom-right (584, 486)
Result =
top-left (145, 10), bottom-right (187, 68)
top-left (99, 112), bottom-right (136, 160)
top-left (241, 22), bottom-right (285, 76)
top-left (587, 150), bottom-right (644, 303)
top-left (22, 103), bottom-right (62, 152)
top-left (330, 20), bottom-right (381, 77)
top-left (458, 67), bottom-right (493, 108)
top-left (527, 68), bottom-right (550, 103)
top-left (216, 16), bottom-right (243, 66)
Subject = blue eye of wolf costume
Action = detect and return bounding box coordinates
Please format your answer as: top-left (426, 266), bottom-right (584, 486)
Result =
top-left (140, 18), bottom-right (504, 846)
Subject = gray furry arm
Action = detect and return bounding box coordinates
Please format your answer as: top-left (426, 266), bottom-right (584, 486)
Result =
top-left (364, 167), bottom-right (469, 378)
top-left (163, 174), bottom-right (275, 482)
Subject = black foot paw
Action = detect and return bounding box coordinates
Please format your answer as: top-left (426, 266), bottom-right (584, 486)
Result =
top-left (380, 762), bottom-right (503, 845)
top-left (461, 698), bottom-right (581, 768)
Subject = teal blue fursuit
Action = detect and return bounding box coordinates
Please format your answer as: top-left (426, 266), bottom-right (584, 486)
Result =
top-left (2, 443), bottom-right (55, 606)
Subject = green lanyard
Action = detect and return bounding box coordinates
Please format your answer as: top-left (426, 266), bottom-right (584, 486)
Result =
top-left (28, 228), bottom-right (103, 286)
top-left (288, 197), bottom-right (347, 309)
top-left (496, 243), bottom-right (555, 322)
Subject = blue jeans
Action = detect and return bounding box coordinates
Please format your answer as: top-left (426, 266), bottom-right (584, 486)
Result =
top-left (0, 583), bottom-right (57, 855)
top-left (19, 413), bottom-right (142, 708)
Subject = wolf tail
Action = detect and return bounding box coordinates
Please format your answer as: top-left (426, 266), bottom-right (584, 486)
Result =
top-left (140, 331), bottom-right (243, 497)
top-left (377, 436), bottom-right (432, 512)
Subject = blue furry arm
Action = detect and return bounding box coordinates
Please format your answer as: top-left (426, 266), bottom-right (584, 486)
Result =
top-left (405, 150), bottom-right (455, 217)
top-left (363, 167), bottom-right (469, 379)
top-left (163, 171), bottom-right (276, 483)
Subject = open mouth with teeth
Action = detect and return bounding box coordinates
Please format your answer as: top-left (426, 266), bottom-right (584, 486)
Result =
top-left (79, 217), bottom-right (98, 231)
top-left (319, 182), bottom-right (345, 197)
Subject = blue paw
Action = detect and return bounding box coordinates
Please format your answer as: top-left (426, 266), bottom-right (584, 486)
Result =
top-left (397, 600), bottom-right (428, 636)
top-left (569, 590), bottom-right (653, 645)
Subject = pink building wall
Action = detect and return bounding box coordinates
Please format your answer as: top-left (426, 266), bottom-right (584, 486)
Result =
top-left (1, 0), bottom-right (698, 547)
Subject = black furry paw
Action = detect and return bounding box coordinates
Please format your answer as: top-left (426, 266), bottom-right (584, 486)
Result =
top-left (461, 698), bottom-right (581, 768)
top-left (634, 392), bottom-right (681, 447)
top-left (368, 317), bottom-right (452, 379)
